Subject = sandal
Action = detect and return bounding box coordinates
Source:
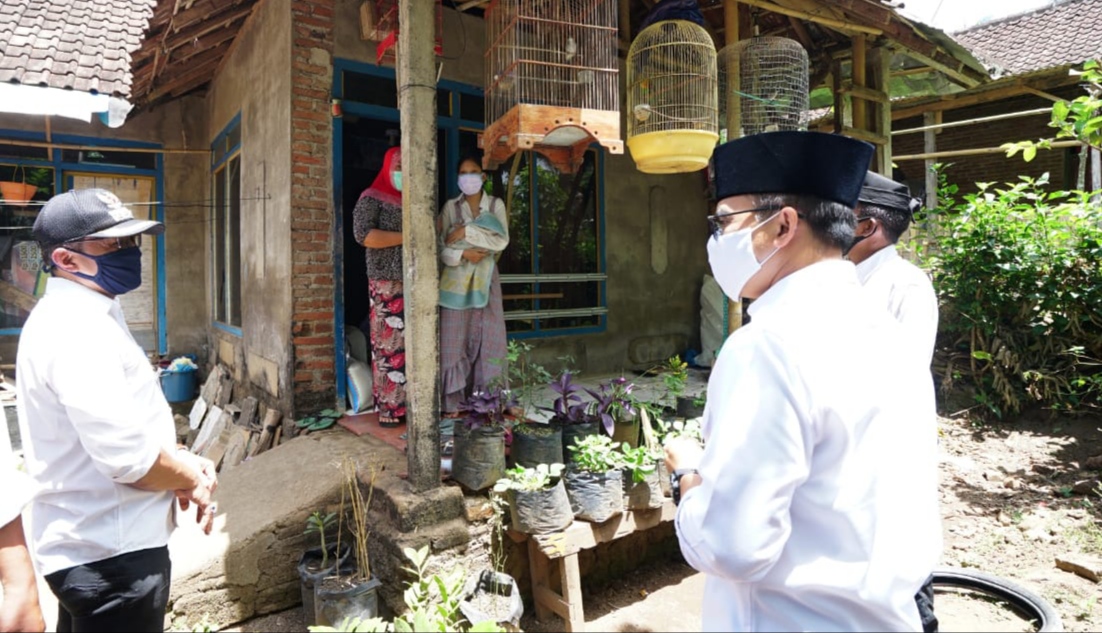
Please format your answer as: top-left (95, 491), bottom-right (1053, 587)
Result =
top-left (380, 416), bottom-right (404, 428)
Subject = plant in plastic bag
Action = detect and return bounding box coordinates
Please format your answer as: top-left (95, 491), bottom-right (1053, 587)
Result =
top-left (493, 463), bottom-right (565, 493)
top-left (618, 445), bottom-right (657, 484)
top-left (585, 376), bottom-right (638, 437)
top-left (459, 388), bottom-right (517, 431)
top-left (304, 511), bottom-right (338, 568)
top-left (543, 370), bottom-right (589, 425)
top-left (566, 434), bottom-right (620, 473)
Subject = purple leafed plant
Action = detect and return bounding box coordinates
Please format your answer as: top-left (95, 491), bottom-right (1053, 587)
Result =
top-left (586, 376), bottom-right (638, 437)
top-left (460, 387), bottom-right (518, 431)
top-left (543, 371), bottom-right (590, 425)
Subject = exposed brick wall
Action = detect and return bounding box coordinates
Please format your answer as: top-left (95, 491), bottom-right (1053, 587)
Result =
top-left (290, 0), bottom-right (337, 416)
top-left (893, 85), bottom-right (1094, 197)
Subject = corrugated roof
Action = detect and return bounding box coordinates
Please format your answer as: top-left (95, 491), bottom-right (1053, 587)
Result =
top-left (0, 0), bottom-right (156, 98)
top-left (952, 0), bottom-right (1102, 77)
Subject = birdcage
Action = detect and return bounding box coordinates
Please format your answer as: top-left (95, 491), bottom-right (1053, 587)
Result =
top-left (626, 20), bottom-right (718, 174)
top-left (480, 0), bottom-right (622, 174)
top-left (718, 37), bottom-right (809, 138)
top-left (360, 0), bottom-right (443, 66)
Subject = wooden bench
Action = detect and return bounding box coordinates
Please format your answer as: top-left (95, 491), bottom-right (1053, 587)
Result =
top-left (509, 500), bottom-right (677, 632)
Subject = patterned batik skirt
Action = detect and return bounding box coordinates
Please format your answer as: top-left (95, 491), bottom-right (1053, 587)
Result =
top-left (440, 268), bottom-right (507, 413)
top-left (368, 278), bottom-right (407, 426)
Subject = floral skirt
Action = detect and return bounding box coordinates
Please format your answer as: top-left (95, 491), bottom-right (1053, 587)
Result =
top-left (368, 278), bottom-right (407, 424)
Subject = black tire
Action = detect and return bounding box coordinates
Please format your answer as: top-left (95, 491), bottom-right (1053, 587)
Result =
top-left (931, 567), bottom-right (1064, 632)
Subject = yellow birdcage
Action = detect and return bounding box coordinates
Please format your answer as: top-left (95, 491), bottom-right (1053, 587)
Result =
top-left (626, 20), bottom-right (719, 174)
top-left (718, 37), bottom-right (810, 138)
top-left (480, 0), bottom-right (623, 174)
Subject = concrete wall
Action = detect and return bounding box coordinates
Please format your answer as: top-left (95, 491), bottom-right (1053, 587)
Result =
top-left (0, 95), bottom-right (210, 363)
top-left (332, 1), bottom-right (712, 377)
top-left (205, 0), bottom-right (294, 411)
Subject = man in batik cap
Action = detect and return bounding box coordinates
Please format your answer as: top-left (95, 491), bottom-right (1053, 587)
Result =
top-left (665, 131), bottom-right (941, 632)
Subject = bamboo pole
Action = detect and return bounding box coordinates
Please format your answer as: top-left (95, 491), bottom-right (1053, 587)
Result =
top-left (895, 139), bottom-right (1081, 161)
top-left (851, 34), bottom-right (867, 134)
top-left (724, 0), bottom-right (742, 336)
top-left (0, 138), bottom-right (209, 155)
top-left (893, 107), bottom-right (1053, 136)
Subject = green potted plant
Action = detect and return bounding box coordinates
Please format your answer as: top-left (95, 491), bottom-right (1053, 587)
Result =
top-left (314, 459), bottom-right (381, 627)
top-left (562, 434), bottom-right (624, 523)
top-left (452, 388), bottom-right (513, 491)
top-left (619, 444), bottom-right (664, 510)
top-left (493, 463), bottom-right (572, 534)
top-left (298, 510), bottom-right (351, 625)
top-left (653, 416), bottom-right (705, 497)
top-left (509, 421), bottom-right (562, 468)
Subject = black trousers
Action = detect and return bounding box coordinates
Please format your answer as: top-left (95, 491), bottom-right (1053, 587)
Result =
top-left (915, 575), bottom-right (938, 633)
top-left (45, 546), bottom-right (171, 633)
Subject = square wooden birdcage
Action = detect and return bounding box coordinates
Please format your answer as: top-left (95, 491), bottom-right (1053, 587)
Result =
top-left (480, 0), bottom-right (623, 174)
top-left (360, 0), bottom-right (443, 66)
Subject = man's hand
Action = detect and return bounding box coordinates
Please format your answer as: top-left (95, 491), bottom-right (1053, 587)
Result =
top-left (446, 226), bottom-right (466, 245)
top-left (664, 437), bottom-right (704, 472)
top-left (175, 449), bottom-right (218, 535)
top-left (462, 249), bottom-right (487, 263)
top-left (0, 516), bottom-right (45, 632)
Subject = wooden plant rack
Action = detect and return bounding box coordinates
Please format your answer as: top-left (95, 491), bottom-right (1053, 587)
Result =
top-left (480, 104), bottom-right (623, 174)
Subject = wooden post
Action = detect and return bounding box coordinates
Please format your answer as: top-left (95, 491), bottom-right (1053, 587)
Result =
top-left (619, 0), bottom-right (631, 51)
top-left (869, 46), bottom-right (892, 175)
top-left (851, 34), bottom-right (867, 133)
top-left (724, 0), bottom-right (742, 335)
top-left (923, 111), bottom-right (939, 212)
top-left (1092, 148), bottom-right (1101, 203)
top-left (398, 0), bottom-right (441, 492)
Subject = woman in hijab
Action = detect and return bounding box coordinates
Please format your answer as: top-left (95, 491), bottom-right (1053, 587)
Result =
top-left (352, 146), bottom-right (406, 427)
top-left (437, 153), bottom-right (509, 418)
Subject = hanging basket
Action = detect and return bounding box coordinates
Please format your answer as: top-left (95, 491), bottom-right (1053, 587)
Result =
top-left (1, 165), bottom-right (38, 205)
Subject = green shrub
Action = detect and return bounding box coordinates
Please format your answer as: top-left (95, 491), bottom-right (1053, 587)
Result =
top-left (917, 172), bottom-right (1102, 417)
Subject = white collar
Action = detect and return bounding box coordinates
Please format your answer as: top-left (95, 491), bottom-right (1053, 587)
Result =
top-left (43, 276), bottom-right (117, 313)
top-left (747, 259), bottom-right (859, 321)
top-left (854, 245), bottom-right (899, 284)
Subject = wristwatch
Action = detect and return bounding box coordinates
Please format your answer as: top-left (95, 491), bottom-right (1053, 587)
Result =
top-left (671, 468), bottom-right (699, 506)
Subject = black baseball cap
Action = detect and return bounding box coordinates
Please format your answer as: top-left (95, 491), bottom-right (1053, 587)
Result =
top-left (33, 188), bottom-right (165, 249)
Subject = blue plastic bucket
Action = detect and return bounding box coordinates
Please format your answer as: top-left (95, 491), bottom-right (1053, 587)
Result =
top-left (161, 369), bottom-right (197, 403)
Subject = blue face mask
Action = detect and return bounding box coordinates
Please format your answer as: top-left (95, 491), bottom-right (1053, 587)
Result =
top-left (72, 247), bottom-right (143, 296)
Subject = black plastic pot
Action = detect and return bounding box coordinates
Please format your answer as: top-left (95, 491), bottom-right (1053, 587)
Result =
top-left (314, 573), bottom-right (382, 627)
top-left (297, 543), bottom-right (351, 625)
top-left (561, 422), bottom-right (599, 462)
top-left (623, 466), bottom-right (664, 510)
top-left (452, 423), bottom-right (506, 491)
top-left (510, 423), bottom-right (563, 468)
top-left (508, 479), bottom-right (573, 534)
top-left (676, 395), bottom-right (705, 419)
top-left (459, 570), bottom-right (524, 630)
top-left (563, 467), bottom-right (624, 523)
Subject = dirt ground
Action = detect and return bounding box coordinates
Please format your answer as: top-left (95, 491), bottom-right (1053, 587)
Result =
top-left (216, 409), bottom-right (1102, 633)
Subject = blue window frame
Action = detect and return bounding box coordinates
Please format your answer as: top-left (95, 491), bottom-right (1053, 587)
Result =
top-left (211, 114), bottom-right (242, 334)
top-left (0, 130), bottom-right (168, 353)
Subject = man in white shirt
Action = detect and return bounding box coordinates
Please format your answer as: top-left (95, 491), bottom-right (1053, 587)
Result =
top-left (16, 189), bottom-right (217, 632)
top-left (849, 171), bottom-right (939, 368)
top-left (0, 453), bottom-right (44, 633)
top-left (665, 132), bottom-right (941, 632)
top-left (851, 173), bottom-right (941, 631)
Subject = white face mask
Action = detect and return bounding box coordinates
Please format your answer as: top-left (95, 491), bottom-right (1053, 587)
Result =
top-left (706, 212), bottom-right (783, 301)
top-left (458, 173), bottom-right (483, 196)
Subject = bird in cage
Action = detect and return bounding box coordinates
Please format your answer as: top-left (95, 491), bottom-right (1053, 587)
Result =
top-left (633, 103), bottom-right (653, 122)
top-left (564, 36), bottom-right (578, 63)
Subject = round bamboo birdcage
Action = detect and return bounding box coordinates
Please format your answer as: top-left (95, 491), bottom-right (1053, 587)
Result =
top-left (718, 37), bottom-right (810, 138)
top-left (626, 20), bottom-right (719, 174)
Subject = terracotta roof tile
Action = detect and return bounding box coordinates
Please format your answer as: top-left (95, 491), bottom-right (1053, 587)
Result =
top-left (953, 0), bottom-right (1102, 77)
top-left (0, 0), bottom-right (156, 97)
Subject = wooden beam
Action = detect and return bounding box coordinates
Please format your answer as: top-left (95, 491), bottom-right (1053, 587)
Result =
top-left (619, 0), bottom-right (631, 51)
top-left (735, 0), bottom-right (882, 35)
top-left (923, 111), bottom-right (939, 210)
top-left (159, 4), bottom-right (255, 53)
top-left (892, 66), bottom-right (937, 77)
top-left (832, 59), bottom-right (844, 134)
top-left (456, 0), bottom-right (488, 11)
top-left (842, 126), bottom-right (888, 146)
top-left (214, 1), bottom-right (260, 80)
top-left (891, 82), bottom-right (1031, 120)
top-left (869, 45), bottom-right (892, 174)
top-left (895, 139), bottom-right (1082, 161)
top-left (1022, 86), bottom-right (1064, 102)
top-left (851, 34), bottom-right (867, 131)
top-left (724, 0), bottom-right (743, 335)
top-left (840, 82), bottom-right (888, 104)
top-left (143, 53), bottom-right (226, 103)
top-left (787, 16), bottom-right (814, 51)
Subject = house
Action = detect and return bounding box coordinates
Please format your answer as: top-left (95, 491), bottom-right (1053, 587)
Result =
top-left (1, 0), bottom-right (988, 485)
top-left (890, 0), bottom-right (1102, 198)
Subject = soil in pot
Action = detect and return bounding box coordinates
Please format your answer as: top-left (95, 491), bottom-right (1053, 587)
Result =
top-left (314, 572), bottom-right (382, 627)
top-left (509, 479), bottom-right (573, 534)
top-left (561, 422), bottom-right (598, 463)
top-left (297, 543), bottom-right (351, 624)
top-left (563, 467), bottom-right (624, 523)
top-left (459, 570), bottom-right (524, 630)
top-left (452, 424), bottom-right (506, 491)
top-left (623, 467), bottom-right (664, 510)
top-left (510, 422), bottom-right (563, 468)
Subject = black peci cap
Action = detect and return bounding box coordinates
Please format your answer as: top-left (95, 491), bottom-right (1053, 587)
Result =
top-left (858, 171), bottom-right (922, 219)
top-left (712, 131), bottom-right (874, 208)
